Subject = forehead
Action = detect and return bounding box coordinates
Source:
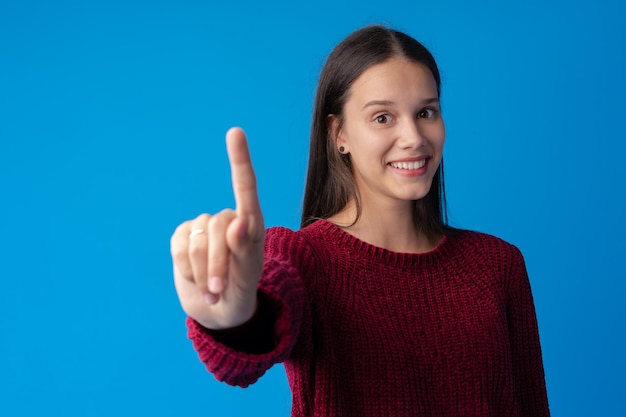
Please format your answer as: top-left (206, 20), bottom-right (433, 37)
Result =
top-left (347, 58), bottom-right (438, 105)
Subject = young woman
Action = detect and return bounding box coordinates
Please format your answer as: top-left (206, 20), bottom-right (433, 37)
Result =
top-left (170, 25), bottom-right (550, 416)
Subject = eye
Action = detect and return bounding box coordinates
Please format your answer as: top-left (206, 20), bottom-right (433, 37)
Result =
top-left (374, 114), bottom-right (393, 124)
top-left (417, 108), bottom-right (437, 119)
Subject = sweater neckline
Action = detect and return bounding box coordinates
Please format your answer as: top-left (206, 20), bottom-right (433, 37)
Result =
top-left (309, 220), bottom-right (456, 267)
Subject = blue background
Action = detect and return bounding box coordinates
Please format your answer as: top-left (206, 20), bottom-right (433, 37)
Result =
top-left (1, 0), bottom-right (625, 415)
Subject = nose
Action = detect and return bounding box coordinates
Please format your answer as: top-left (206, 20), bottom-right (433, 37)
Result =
top-left (397, 119), bottom-right (426, 150)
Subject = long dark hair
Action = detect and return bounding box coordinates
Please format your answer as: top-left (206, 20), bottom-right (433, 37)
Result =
top-left (301, 25), bottom-right (457, 237)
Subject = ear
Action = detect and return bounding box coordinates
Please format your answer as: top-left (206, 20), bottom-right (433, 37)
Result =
top-left (327, 114), bottom-right (348, 153)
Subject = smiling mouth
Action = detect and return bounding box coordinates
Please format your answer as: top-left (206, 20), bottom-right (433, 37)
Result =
top-left (389, 160), bottom-right (427, 170)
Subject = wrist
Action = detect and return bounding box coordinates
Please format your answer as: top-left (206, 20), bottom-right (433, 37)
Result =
top-left (197, 291), bottom-right (259, 330)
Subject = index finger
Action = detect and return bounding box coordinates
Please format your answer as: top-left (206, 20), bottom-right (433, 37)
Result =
top-left (226, 127), bottom-right (262, 216)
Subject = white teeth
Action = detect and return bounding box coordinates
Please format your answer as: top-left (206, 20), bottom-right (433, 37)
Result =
top-left (390, 160), bottom-right (426, 170)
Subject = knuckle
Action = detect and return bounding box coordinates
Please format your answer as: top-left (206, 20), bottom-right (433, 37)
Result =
top-left (207, 251), bottom-right (226, 267)
top-left (238, 176), bottom-right (257, 191)
top-left (208, 211), bottom-right (231, 231)
top-left (171, 243), bottom-right (187, 260)
top-left (174, 264), bottom-right (193, 281)
top-left (207, 254), bottom-right (227, 277)
top-left (170, 232), bottom-right (189, 257)
top-left (172, 222), bottom-right (189, 241)
top-left (219, 208), bottom-right (236, 216)
top-left (188, 240), bottom-right (206, 259)
top-left (192, 277), bottom-right (208, 293)
top-left (195, 213), bottom-right (211, 223)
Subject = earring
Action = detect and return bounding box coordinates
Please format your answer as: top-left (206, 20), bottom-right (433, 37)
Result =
top-left (339, 146), bottom-right (345, 153)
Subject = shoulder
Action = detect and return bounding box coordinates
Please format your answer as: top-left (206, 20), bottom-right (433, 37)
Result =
top-left (446, 231), bottom-right (530, 295)
top-left (449, 229), bottom-right (525, 266)
top-left (264, 221), bottom-right (329, 266)
top-left (266, 220), bottom-right (336, 247)
top-left (266, 225), bottom-right (299, 241)
top-left (451, 229), bottom-right (520, 252)
top-left (265, 220), bottom-right (343, 265)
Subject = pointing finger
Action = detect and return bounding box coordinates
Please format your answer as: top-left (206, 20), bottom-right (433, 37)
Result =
top-left (226, 127), bottom-right (262, 218)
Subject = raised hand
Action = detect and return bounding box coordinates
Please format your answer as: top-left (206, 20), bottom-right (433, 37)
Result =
top-left (170, 127), bottom-right (265, 329)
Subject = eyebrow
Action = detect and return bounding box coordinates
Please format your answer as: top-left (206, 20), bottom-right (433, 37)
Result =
top-left (361, 97), bottom-right (439, 110)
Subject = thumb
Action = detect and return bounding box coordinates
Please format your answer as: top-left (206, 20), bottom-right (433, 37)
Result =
top-left (227, 214), bottom-right (265, 260)
top-left (226, 215), bottom-right (251, 254)
top-left (226, 216), bottom-right (265, 289)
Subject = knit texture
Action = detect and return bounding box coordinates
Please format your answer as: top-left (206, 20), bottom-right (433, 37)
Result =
top-left (187, 220), bottom-right (550, 416)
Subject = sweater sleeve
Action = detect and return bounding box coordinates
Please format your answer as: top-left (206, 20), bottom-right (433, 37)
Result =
top-left (507, 246), bottom-right (551, 416)
top-left (186, 227), bottom-right (312, 388)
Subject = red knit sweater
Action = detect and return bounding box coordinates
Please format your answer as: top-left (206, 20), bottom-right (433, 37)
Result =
top-left (187, 220), bottom-right (550, 416)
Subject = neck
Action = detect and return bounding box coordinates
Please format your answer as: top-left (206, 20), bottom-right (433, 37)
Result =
top-left (328, 199), bottom-right (440, 254)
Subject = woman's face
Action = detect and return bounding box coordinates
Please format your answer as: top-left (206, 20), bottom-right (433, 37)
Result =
top-left (333, 57), bottom-right (446, 210)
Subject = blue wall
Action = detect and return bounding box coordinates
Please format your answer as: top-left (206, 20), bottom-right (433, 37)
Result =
top-left (1, 1), bottom-right (624, 415)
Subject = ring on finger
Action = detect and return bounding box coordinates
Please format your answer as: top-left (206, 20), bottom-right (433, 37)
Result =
top-left (188, 228), bottom-right (207, 238)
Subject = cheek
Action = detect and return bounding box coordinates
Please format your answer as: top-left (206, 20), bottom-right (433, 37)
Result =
top-left (349, 131), bottom-right (392, 156)
top-left (430, 124), bottom-right (446, 151)
top-left (437, 136), bottom-right (446, 152)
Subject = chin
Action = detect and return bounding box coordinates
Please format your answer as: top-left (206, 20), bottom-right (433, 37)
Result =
top-left (395, 193), bottom-right (428, 203)
top-left (401, 187), bottom-right (432, 202)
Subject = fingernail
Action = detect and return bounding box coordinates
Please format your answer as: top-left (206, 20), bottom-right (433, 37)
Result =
top-left (208, 276), bottom-right (222, 293)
